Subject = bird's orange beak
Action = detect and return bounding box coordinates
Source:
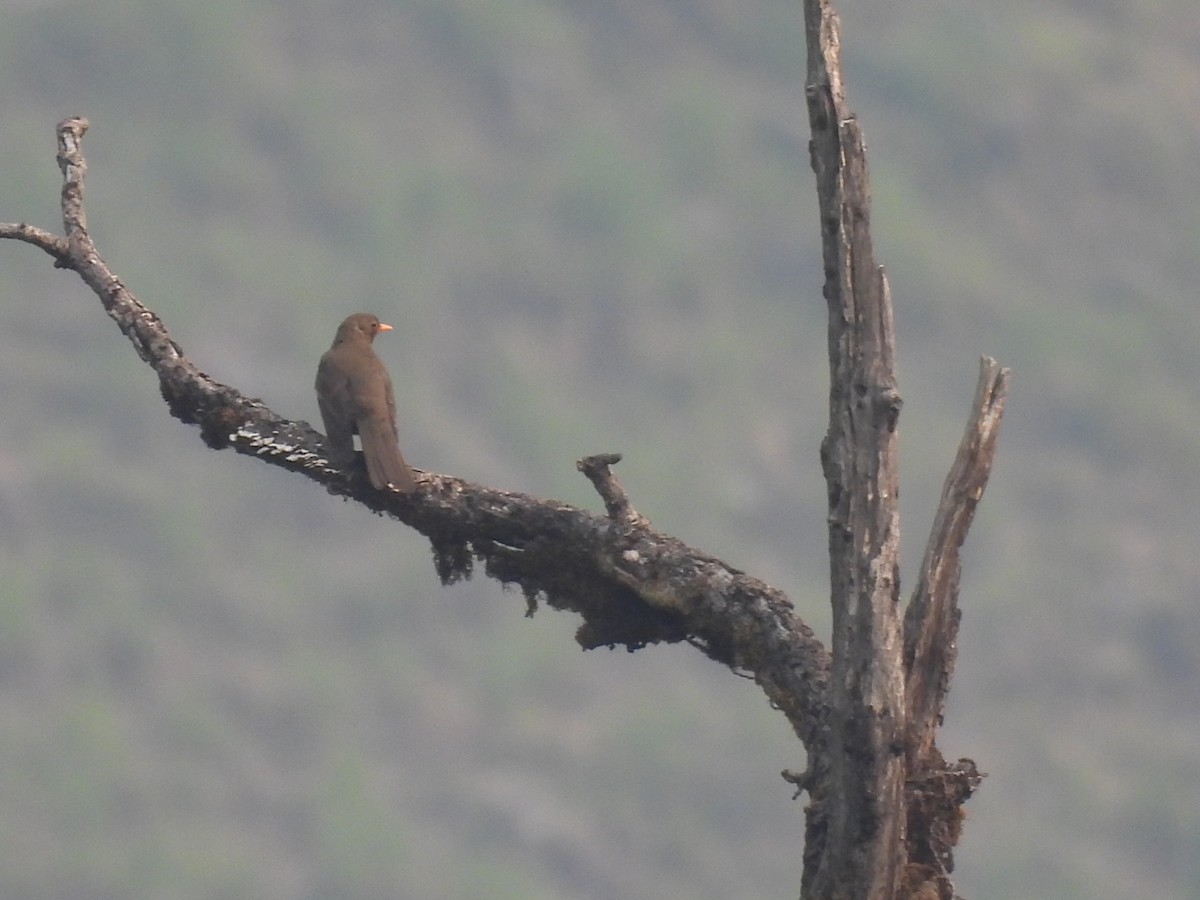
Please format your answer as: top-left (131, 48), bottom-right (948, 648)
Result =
top-left (378, 322), bottom-right (394, 333)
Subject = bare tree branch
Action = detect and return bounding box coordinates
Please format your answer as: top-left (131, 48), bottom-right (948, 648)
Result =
top-left (904, 358), bottom-right (1010, 768)
top-left (0, 221), bottom-right (71, 263)
top-left (0, 117), bottom-right (832, 753)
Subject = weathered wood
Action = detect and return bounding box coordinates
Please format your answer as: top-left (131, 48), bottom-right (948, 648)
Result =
top-left (804, 1), bottom-right (906, 897)
top-left (0, 117), bottom-right (833, 755)
top-left (2, 6), bottom-right (1013, 882)
top-left (905, 358), bottom-right (1009, 767)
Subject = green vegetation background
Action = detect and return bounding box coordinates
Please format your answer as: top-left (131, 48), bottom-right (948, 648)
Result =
top-left (2, 1), bottom-right (1197, 898)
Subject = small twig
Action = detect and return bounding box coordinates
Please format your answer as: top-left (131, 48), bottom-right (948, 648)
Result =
top-left (576, 453), bottom-right (649, 529)
top-left (781, 767), bottom-right (814, 799)
top-left (0, 223), bottom-right (71, 265)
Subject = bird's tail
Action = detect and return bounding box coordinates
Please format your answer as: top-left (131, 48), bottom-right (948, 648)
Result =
top-left (358, 419), bottom-right (416, 492)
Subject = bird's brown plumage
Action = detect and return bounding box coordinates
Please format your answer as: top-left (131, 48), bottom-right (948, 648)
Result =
top-left (315, 313), bottom-right (416, 492)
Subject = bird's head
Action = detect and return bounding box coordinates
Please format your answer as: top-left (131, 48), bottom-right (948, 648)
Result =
top-left (334, 312), bottom-right (394, 345)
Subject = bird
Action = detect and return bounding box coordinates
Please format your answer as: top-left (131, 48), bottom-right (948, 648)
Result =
top-left (315, 313), bottom-right (416, 492)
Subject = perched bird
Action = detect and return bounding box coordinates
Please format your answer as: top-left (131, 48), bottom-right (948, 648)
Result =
top-left (315, 313), bottom-right (416, 492)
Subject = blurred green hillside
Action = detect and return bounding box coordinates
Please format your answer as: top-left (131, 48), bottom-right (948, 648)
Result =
top-left (2, 1), bottom-right (1198, 898)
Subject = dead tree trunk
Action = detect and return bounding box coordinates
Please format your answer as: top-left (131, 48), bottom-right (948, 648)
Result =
top-left (0, 5), bottom-right (1005, 897)
top-left (801, 2), bottom-right (1004, 898)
